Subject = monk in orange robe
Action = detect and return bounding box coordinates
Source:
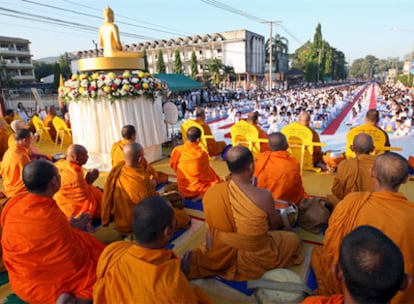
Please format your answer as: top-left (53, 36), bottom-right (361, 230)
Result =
top-left (255, 132), bottom-right (309, 204)
top-left (43, 105), bottom-right (58, 142)
top-left (54, 144), bottom-right (102, 219)
top-left (170, 126), bottom-right (221, 199)
top-left (94, 196), bottom-right (210, 303)
top-left (188, 146), bottom-right (302, 281)
top-left (1, 160), bottom-right (105, 303)
top-left (194, 107), bottom-right (227, 156)
top-left (111, 124), bottom-right (168, 184)
top-left (304, 226), bottom-right (409, 304)
top-left (312, 153), bottom-right (414, 304)
top-left (246, 111), bottom-right (268, 153)
top-left (0, 129), bottom-right (33, 198)
top-left (0, 119), bottom-right (9, 161)
top-left (328, 133), bottom-right (376, 206)
top-left (103, 142), bottom-right (190, 235)
top-left (299, 112), bottom-right (323, 165)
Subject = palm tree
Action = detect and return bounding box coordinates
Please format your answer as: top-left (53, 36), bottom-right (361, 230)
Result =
top-left (265, 34), bottom-right (289, 73)
top-left (221, 65), bottom-right (235, 88)
top-left (203, 58), bottom-right (223, 87)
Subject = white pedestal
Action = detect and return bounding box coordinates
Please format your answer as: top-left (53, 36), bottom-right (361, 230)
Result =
top-left (68, 96), bottom-right (165, 171)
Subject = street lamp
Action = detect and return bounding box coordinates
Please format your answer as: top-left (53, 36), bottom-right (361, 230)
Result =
top-left (262, 20), bottom-right (282, 91)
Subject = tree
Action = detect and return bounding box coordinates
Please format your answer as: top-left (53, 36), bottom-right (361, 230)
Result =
top-left (173, 49), bottom-right (183, 74)
top-left (33, 60), bottom-right (54, 81)
top-left (58, 52), bottom-right (71, 79)
top-left (52, 63), bottom-right (61, 89)
top-left (142, 49), bottom-right (149, 72)
top-left (265, 33), bottom-right (288, 73)
top-left (203, 58), bottom-right (223, 87)
top-left (190, 50), bottom-right (198, 79)
top-left (156, 50), bottom-right (166, 74)
top-left (221, 64), bottom-right (235, 88)
top-left (0, 61), bottom-right (17, 89)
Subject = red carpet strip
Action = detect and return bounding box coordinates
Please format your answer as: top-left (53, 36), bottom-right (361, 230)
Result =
top-left (369, 84), bottom-right (377, 109)
top-left (321, 84), bottom-right (369, 135)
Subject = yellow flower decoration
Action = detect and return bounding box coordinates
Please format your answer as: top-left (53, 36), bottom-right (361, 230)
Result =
top-left (91, 73), bottom-right (100, 80)
top-left (122, 84), bottom-right (130, 91)
top-left (142, 83), bottom-right (149, 89)
top-left (79, 87), bottom-right (85, 94)
top-left (108, 72), bottom-right (116, 80)
top-left (122, 71), bottom-right (131, 78)
top-left (103, 85), bottom-right (111, 93)
top-left (71, 74), bottom-right (79, 80)
top-left (138, 71), bottom-right (144, 78)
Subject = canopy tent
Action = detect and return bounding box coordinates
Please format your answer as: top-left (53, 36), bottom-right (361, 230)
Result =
top-left (155, 74), bottom-right (202, 92)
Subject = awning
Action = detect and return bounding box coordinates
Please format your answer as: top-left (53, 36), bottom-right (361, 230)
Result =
top-left (154, 74), bottom-right (202, 92)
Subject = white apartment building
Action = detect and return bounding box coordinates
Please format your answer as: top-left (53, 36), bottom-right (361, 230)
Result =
top-left (0, 36), bottom-right (35, 84)
top-left (76, 29), bottom-right (266, 89)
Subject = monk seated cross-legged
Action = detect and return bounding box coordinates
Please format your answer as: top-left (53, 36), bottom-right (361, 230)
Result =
top-left (94, 196), bottom-right (211, 303)
top-left (186, 146), bottom-right (303, 281)
top-left (1, 160), bottom-right (105, 303)
top-left (328, 133), bottom-right (376, 207)
top-left (102, 142), bottom-right (190, 237)
top-left (303, 225), bottom-right (411, 304)
top-left (170, 126), bottom-right (221, 200)
top-left (111, 124), bottom-right (168, 185)
top-left (312, 152), bottom-right (414, 304)
top-left (0, 129), bottom-right (33, 198)
top-left (54, 144), bottom-right (102, 221)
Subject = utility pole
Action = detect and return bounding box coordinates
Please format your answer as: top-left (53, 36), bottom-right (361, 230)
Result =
top-left (262, 20), bottom-right (281, 91)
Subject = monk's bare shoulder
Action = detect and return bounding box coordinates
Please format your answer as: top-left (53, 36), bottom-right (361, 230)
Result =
top-left (244, 184), bottom-right (274, 208)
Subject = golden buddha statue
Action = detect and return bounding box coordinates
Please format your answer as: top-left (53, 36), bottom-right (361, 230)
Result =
top-left (99, 6), bottom-right (142, 58)
top-left (77, 6), bottom-right (144, 72)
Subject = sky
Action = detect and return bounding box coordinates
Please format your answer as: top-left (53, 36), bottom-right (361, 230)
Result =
top-left (1, 0), bottom-right (414, 64)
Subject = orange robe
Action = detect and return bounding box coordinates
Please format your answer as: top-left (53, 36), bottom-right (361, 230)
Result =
top-left (94, 241), bottom-right (211, 303)
top-left (170, 142), bottom-right (220, 198)
top-left (111, 139), bottom-right (168, 184)
top-left (53, 160), bottom-right (102, 219)
top-left (0, 129), bottom-right (9, 161)
top-left (1, 193), bottom-right (105, 303)
top-left (254, 124), bottom-right (269, 152)
top-left (255, 150), bottom-right (309, 204)
top-left (195, 118), bottom-right (227, 156)
top-left (329, 154), bottom-right (375, 205)
top-left (311, 191), bottom-right (414, 304)
top-left (189, 179), bottom-right (303, 281)
top-left (0, 144), bottom-right (30, 197)
top-left (43, 113), bottom-right (57, 141)
top-left (301, 294), bottom-right (344, 304)
top-left (102, 163), bottom-right (190, 234)
top-left (308, 126), bottom-right (323, 164)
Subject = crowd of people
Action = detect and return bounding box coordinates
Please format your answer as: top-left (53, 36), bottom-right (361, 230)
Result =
top-left (0, 81), bottom-right (412, 303)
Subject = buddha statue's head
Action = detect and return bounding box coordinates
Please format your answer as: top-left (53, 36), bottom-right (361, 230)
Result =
top-left (103, 6), bottom-right (114, 22)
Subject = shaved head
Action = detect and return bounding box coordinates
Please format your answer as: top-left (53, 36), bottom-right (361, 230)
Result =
top-left (268, 132), bottom-right (288, 151)
top-left (366, 109), bottom-right (380, 123)
top-left (121, 125), bottom-right (136, 140)
top-left (66, 144), bottom-right (88, 165)
top-left (352, 133), bottom-right (374, 154)
top-left (373, 152), bottom-right (409, 190)
top-left (123, 142), bottom-right (143, 166)
top-left (186, 126), bottom-right (201, 142)
top-left (247, 112), bottom-right (259, 123)
top-left (226, 146), bottom-right (253, 174)
top-left (299, 112), bottom-right (310, 126)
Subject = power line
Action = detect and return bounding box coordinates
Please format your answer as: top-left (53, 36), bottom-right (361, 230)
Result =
top-left (22, 0), bottom-right (190, 37)
top-left (199, 0), bottom-right (303, 45)
top-left (58, 0), bottom-right (193, 36)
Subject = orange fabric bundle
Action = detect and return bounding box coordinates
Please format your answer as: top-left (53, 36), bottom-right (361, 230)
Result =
top-left (1, 193), bottom-right (105, 303)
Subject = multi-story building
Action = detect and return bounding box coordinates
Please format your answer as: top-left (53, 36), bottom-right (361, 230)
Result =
top-left (76, 29), bottom-right (266, 89)
top-left (0, 36), bottom-right (35, 85)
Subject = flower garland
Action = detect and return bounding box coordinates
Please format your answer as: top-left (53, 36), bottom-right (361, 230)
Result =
top-left (60, 70), bottom-right (166, 103)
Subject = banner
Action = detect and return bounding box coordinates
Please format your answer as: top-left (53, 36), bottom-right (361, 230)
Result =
top-left (403, 61), bottom-right (410, 75)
